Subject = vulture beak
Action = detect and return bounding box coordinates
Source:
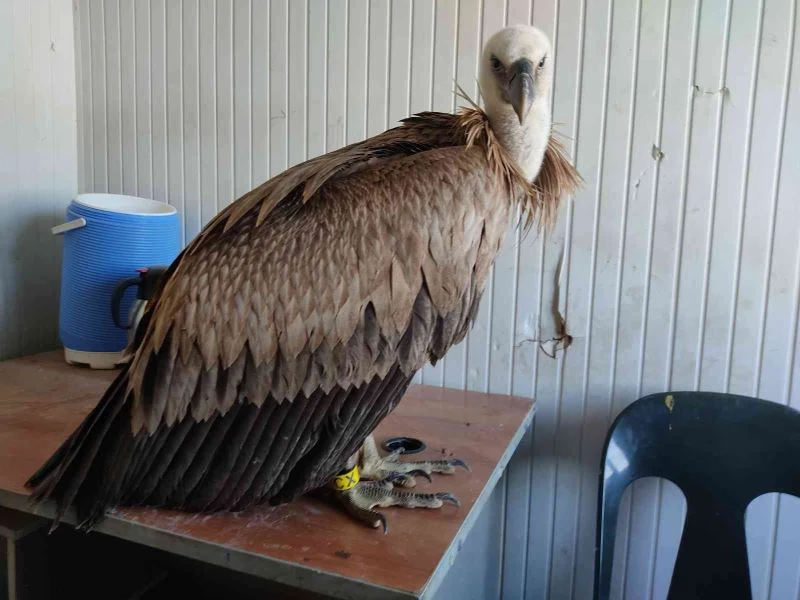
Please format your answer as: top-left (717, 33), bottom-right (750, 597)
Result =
top-left (508, 58), bottom-right (535, 124)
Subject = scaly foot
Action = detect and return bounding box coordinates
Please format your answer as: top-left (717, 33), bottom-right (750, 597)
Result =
top-left (357, 435), bottom-right (469, 487)
top-left (335, 472), bottom-right (460, 534)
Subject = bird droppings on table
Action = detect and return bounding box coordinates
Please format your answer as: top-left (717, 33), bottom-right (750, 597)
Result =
top-left (261, 543), bottom-right (296, 552)
top-left (224, 512), bottom-right (299, 546)
top-left (242, 509), bottom-right (291, 529)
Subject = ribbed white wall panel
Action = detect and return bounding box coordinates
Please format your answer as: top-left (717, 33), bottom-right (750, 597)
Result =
top-left (73, 1), bottom-right (800, 598)
top-left (0, 0), bottom-right (78, 360)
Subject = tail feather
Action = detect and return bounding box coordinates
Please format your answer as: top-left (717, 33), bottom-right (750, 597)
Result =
top-left (25, 358), bottom-right (415, 531)
top-left (25, 367), bottom-right (136, 530)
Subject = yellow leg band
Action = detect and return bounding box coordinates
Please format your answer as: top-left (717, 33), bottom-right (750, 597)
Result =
top-left (333, 465), bottom-right (360, 491)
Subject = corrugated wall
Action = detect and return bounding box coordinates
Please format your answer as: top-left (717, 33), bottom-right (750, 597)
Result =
top-left (73, 0), bottom-right (800, 598)
top-left (0, 0), bottom-right (78, 361)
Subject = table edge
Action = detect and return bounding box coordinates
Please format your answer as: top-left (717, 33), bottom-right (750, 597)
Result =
top-left (418, 402), bottom-right (536, 599)
top-left (0, 489), bottom-right (421, 600)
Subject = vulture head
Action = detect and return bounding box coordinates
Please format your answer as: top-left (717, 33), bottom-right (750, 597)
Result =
top-left (478, 24), bottom-right (554, 180)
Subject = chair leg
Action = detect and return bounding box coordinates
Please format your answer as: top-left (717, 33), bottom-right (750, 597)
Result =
top-left (594, 487), bottom-right (624, 600)
top-left (668, 504), bottom-right (751, 600)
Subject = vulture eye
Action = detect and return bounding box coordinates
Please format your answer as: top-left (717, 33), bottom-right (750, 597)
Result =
top-left (538, 56), bottom-right (547, 69)
top-left (490, 57), bottom-right (503, 72)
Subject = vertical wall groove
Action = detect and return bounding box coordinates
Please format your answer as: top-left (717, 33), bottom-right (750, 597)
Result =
top-left (147, 0), bottom-right (153, 199)
top-left (131, 0), bottom-right (138, 196)
top-left (608, 1), bottom-right (643, 596)
top-left (759, 3), bottom-right (797, 597)
top-left (665, 0), bottom-right (701, 391)
top-left (115, 0), bottom-right (123, 193)
top-left (642, 2), bottom-right (672, 597)
top-left (85, 0), bottom-right (94, 189)
top-left (66, 2), bottom-right (800, 598)
top-left (0, 0), bottom-right (77, 360)
top-left (564, 0), bottom-right (587, 594)
top-left (100, 0), bottom-right (108, 189)
top-left (693, 0), bottom-right (732, 391)
top-left (723, 0), bottom-right (765, 394)
top-left (756, 0), bottom-right (795, 401)
top-left (180, 0), bottom-right (186, 244)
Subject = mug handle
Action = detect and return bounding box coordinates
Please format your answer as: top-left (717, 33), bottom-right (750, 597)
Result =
top-left (51, 218), bottom-right (87, 235)
top-left (111, 277), bottom-right (141, 329)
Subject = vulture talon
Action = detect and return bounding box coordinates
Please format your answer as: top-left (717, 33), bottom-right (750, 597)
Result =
top-left (333, 476), bottom-right (460, 532)
top-left (408, 469), bottom-right (432, 483)
top-left (377, 511), bottom-right (389, 535)
top-left (383, 472), bottom-right (408, 485)
top-left (334, 489), bottom-right (389, 532)
top-left (451, 458), bottom-right (471, 472)
top-left (357, 435), bottom-right (471, 485)
top-left (436, 492), bottom-right (461, 507)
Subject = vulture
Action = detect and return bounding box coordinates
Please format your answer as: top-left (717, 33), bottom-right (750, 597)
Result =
top-left (26, 24), bottom-right (580, 533)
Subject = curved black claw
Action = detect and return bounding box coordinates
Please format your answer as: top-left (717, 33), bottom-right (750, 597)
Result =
top-left (435, 492), bottom-right (460, 507)
top-left (451, 458), bottom-right (471, 472)
top-left (384, 472), bottom-right (408, 484)
top-left (408, 469), bottom-right (433, 483)
top-left (361, 507), bottom-right (389, 534)
top-left (336, 491), bottom-right (389, 533)
top-left (377, 511), bottom-right (388, 535)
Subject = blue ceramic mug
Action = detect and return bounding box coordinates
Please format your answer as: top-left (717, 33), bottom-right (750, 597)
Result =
top-left (52, 193), bottom-right (181, 369)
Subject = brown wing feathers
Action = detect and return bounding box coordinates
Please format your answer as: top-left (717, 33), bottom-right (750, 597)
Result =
top-left (25, 108), bottom-right (580, 529)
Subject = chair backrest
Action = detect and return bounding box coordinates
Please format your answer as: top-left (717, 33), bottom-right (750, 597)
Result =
top-left (593, 391), bottom-right (800, 600)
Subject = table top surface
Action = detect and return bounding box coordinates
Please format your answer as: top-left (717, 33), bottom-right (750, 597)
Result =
top-left (0, 351), bottom-right (534, 600)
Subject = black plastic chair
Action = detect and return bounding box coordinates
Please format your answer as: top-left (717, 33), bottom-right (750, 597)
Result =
top-left (594, 391), bottom-right (800, 600)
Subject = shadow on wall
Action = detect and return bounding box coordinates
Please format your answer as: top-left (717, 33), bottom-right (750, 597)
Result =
top-left (0, 209), bottom-right (63, 361)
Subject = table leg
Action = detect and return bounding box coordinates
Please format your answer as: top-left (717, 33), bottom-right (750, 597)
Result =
top-left (0, 507), bottom-right (49, 600)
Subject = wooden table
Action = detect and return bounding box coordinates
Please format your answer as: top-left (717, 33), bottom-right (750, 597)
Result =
top-left (0, 351), bottom-right (535, 600)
